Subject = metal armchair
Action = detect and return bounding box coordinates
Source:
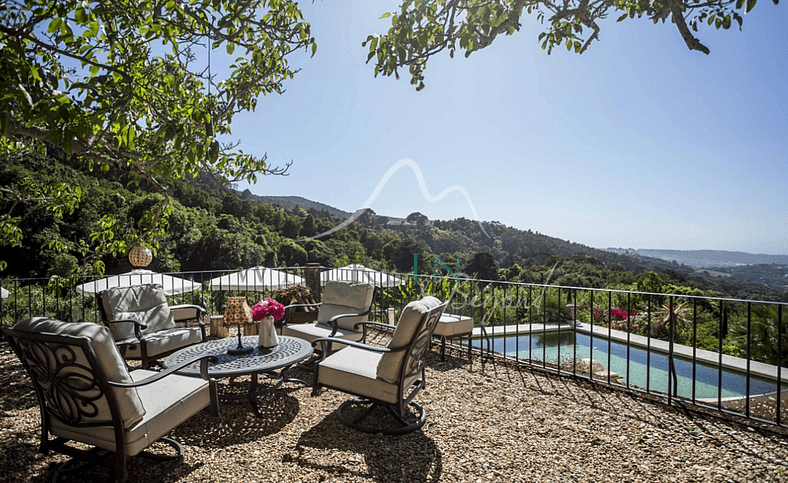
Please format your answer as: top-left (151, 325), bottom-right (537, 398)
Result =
top-left (311, 296), bottom-right (448, 434)
top-left (97, 283), bottom-right (206, 369)
top-left (1, 317), bottom-right (218, 482)
top-left (281, 280), bottom-right (376, 347)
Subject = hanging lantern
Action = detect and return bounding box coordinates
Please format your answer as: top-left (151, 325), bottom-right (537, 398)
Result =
top-left (128, 246), bottom-right (153, 267)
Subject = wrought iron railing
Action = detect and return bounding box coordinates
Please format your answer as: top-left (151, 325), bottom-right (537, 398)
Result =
top-left (2, 267), bottom-right (786, 428)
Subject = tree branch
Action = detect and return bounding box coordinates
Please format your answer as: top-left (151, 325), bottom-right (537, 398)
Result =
top-left (668, 0), bottom-right (710, 54)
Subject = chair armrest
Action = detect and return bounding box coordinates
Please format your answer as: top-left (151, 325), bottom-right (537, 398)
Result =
top-left (105, 318), bottom-right (147, 341)
top-left (109, 354), bottom-right (220, 416)
top-left (107, 354), bottom-right (214, 387)
top-left (353, 321), bottom-right (396, 332)
top-left (318, 309), bottom-right (373, 339)
top-left (170, 305), bottom-right (207, 339)
top-left (351, 320), bottom-right (395, 344)
top-left (326, 306), bottom-right (372, 326)
top-left (311, 337), bottom-right (392, 355)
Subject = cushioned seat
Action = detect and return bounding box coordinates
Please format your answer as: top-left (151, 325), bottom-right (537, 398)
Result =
top-left (98, 283), bottom-right (206, 368)
top-left (312, 296), bottom-right (448, 434)
top-left (281, 281), bottom-right (375, 347)
top-left (1, 317), bottom-right (217, 481)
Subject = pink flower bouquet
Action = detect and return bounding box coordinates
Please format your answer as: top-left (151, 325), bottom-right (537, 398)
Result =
top-left (251, 298), bottom-right (285, 321)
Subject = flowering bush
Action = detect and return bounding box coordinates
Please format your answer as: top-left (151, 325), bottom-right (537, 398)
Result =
top-left (593, 307), bottom-right (638, 322)
top-left (252, 298), bottom-right (285, 321)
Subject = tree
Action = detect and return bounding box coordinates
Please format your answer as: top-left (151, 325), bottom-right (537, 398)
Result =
top-left (0, 0), bottom-right (314, 268)
top-left (385, 237), bottom-right (421, 272)
top-left (364, 0), bottom-right (777, 90)
top-left (406, 211), bottom-right (428, 226)
top-left (464, 251), bottom-right (498, 280)
top-left (356, 208), bottom-right (377, 227)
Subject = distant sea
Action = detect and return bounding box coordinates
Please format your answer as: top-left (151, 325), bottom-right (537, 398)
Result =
top-left (603, 248), bottom-right (788, 269)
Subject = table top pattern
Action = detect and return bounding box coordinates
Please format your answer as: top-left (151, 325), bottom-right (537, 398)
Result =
top-left (164, 335), bottom-right (313, 378)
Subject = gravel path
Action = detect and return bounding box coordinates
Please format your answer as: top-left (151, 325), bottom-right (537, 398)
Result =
top-left (2, 339), bottom-right (787, 482)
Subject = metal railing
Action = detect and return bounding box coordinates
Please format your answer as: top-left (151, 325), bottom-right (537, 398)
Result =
top-left (2, 267), bottom-right (787, 429)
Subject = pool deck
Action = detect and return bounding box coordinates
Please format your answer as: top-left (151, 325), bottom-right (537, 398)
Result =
top-left (470, 321), bottom-right (788, 383)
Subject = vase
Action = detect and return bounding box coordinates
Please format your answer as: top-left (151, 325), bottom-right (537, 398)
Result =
top-left (258, 316), bottom-right (279, 348)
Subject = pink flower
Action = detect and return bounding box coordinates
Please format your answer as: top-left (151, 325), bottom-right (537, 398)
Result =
top-left (252, 298), bottom-right (285, 321)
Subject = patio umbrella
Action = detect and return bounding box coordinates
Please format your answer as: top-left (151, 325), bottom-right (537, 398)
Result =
top-left (75, 269), bottom-right (202, 296)
top-left (208, 266), bottom-right (304, 292)
top-left (320, 264), bottom-right (404, 287)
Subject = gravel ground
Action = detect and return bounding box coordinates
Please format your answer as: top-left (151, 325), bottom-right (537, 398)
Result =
top-left (2, 336), bottom-right (788, 483)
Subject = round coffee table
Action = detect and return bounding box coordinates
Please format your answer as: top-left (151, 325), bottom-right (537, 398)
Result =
top-left (164, 335), bottom-right (313, 417)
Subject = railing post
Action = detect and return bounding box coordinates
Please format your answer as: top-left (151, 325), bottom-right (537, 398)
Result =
top-left (668, 296), bottom-right (677, 402)
top-left (305, 263), bottom-right (321, 300)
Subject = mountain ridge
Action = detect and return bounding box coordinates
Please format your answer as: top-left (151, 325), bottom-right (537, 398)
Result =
top-left (243, 193), bottom-right (787, 269)
top-left (240, 194), bottom-right (353, 220)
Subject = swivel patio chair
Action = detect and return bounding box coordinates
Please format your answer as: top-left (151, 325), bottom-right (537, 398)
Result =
top-left (97, 283), bottom-right (206, 369)
top-left (1, 317), bottom-right (218, 482)
top-left (311, 296), bottom-right (448, 434)
top-left (280, 280), bottom-right (376, 349)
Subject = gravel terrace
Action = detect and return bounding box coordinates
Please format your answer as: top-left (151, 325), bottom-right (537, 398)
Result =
top-left (1, 335), bottom-right (788, 483)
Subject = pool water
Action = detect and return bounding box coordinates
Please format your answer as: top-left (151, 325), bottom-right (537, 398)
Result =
top-left (471, 331), bottom-right (777, 399)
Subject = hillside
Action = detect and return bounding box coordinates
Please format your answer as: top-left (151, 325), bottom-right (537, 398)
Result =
top-left (1, 151), bottom-right (785, 301)
top-left (239, 194), bottom-right (352, 220)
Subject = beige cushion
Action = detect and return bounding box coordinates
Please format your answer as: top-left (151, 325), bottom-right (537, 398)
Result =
top-left (100, 284), bottom-right (174, 341)
top-left (282, 322), bottom-right (364, 345)
top-left (317, 281), bottom-right (375, 331)
top-left (317, 347), bottom-right (399, 404)
top-left (116, 326), bottom-right (203, 358)
top-left (12, 317), bottom-right (146, 429)
top-left (376, 296), bottom-right (443, 384)
top-left (50, 368), bottom-right (209, 456)
top-left (434, 313), bottom-right (474, 337)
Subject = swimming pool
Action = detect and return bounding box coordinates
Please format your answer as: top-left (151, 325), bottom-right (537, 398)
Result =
top-left (471, 331), bottom-right (777, 399)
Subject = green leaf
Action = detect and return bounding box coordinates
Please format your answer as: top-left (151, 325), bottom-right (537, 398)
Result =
top-left (379, 12), bottom-right (392, 19)
top-left (746, 0), bottom-right (757, 11)
top-left (47, 18), bottom-right (62, 33)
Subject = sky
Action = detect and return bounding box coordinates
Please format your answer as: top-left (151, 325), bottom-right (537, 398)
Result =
top-left (225, 2), bottom-right (787, 255)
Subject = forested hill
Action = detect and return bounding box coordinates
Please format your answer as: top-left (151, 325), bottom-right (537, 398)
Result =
top-left (1, 151), bottom-right (784, 301)
top-left (240, 193), bottom-right (352, 220)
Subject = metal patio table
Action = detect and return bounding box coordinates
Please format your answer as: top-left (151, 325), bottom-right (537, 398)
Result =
top-left (163, 335), bottom-right (313, 417)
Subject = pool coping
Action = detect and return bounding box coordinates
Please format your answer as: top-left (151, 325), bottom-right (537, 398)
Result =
top-left (471, 321), bottom-right (788, 384)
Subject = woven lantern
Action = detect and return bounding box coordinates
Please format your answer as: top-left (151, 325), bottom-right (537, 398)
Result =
top-left (128, 245), bottom-right (153, 267)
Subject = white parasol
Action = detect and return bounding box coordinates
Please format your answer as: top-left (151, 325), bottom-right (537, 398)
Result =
top-left (208, 266), bottom-right (304, 292)
top-left (75, 269), bottom-right (202, 296)
top-left (320, 264), bottom-right (404, 287)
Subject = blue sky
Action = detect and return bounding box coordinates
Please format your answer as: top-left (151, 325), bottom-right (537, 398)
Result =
top-left (230, 2), bottom-right (787, 255)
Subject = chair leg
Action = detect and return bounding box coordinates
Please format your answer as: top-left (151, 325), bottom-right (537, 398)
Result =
top-left (336, 397), bottom-right (427, 435)
top-left (50, 436), bottom-right (184, 483)
top-left (52, 447), bottom-right (116, 482)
